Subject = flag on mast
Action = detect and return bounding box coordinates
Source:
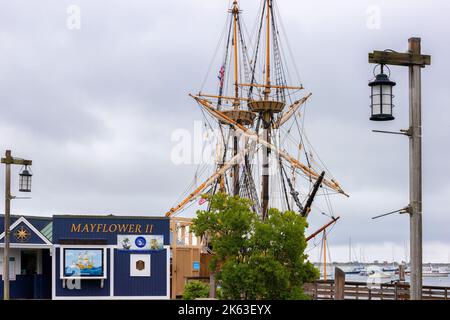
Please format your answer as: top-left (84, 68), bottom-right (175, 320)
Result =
top-left (218, 64), bottom-right (225, 89)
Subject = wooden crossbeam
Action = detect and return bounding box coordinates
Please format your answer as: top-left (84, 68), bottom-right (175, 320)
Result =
top-left (1, 157), bottom-right (32, 166)
top-left (369, 50), bottom-right (431, 67)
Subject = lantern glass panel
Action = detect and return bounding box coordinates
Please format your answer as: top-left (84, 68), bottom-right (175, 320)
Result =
top-left (382, 105), bottom-right (391, 115)
top-left (372, 104), bottom-right (381, 116)
top-left (372, 94), bottom-right (381, 106)
top-left (372, 85), bottom-right (381, 95)
top-left (382, 94), bottom-right (391, 106)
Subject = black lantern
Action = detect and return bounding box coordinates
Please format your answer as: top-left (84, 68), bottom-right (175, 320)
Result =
top-left (369, 65), bottom-right (396, 121)
top-left (19, 166), bottom-right (32, 192)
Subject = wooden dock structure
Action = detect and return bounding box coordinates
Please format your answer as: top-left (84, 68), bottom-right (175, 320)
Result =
top-left (304, 280), bottom-right (450, 300)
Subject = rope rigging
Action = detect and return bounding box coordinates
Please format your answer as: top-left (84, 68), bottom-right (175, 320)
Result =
top-left (166, 1), bottom-right (347, 231)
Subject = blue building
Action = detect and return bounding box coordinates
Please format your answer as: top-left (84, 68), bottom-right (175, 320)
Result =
top-left (0, 214), bottom-right (170, 299)
top-left (0, 215), bottom-right (53, 299)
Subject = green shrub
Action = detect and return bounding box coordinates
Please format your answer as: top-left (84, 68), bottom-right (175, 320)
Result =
top-left (182, 281), bottom-right (210, 300)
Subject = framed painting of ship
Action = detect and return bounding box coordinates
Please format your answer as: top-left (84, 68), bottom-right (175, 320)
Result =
top-left (62, 248), bottom-right (106, 279)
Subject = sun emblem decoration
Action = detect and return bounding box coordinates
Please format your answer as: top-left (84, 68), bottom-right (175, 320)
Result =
top-left (14, 226), bottom-right (31, 242)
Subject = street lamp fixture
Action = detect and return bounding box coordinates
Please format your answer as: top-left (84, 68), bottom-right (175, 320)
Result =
top-left (1, 150), bottom-right (33, 300)
top-left (368, 38), bottom-right (431, 300)
top-left (19, 166), bottom-right (32, 192)
top-left (369, 64), bottom-right (396, 121)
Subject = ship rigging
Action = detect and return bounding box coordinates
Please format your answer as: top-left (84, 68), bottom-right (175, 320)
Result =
top-left (166, 0), bottom-right (348, 226)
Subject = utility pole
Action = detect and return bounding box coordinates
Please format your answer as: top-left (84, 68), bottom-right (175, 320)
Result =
top-left (1, 150), bottom-right (32, 300)
top-left (408, 38), bottom-right (423, 301)
top-left (2, 151), bottom-right (11, 300)
top-left (368, 37), bottom-right (431, 300)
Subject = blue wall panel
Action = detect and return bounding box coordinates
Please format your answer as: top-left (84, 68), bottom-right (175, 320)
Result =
top-left (113, 250), bottom-right (167, 297)
top-left (0, 276), bottom-right (34, 299)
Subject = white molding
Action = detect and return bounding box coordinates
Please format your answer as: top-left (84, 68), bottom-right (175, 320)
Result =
top-left (54, 244), bottom-right (117, 248)
top-left (165, 245), bottom-right (170, 299)
top-left (0, 244), bottom-right (52, 249)
top-left (0, 216), bottom-right (52, 245)
top-left (110, 248), bottom-right (114, 297)
top-left (52, 246), bottom-right (56, 300)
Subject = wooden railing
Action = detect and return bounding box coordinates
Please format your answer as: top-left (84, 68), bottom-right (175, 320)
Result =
top-left (304, 280), bottom-right (450, 300)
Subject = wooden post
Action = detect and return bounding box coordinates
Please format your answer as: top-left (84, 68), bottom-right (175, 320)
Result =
top-left (314, 282), bottom-right (318, 300)
top-left (3, 150), bottom-right (11, 300)
top-left (209, 272), bottom-right (216, 299)
top-left (408, 37), bottom-right (423, 300)
top-left (395, 284), bottom-right (398, 300)
top-left (399, 264), bottom-right (406, 282)
top-left (1, 150), bottom-right (32, 300)
top-left (334, 267), bottom-right (345, 300)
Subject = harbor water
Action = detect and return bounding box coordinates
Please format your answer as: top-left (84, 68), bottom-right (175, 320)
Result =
top-left (318, 265), bottom-right (450, 287)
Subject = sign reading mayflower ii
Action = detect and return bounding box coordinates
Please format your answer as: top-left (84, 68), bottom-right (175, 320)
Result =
top-left (70, 223), bottom-right (154, 234)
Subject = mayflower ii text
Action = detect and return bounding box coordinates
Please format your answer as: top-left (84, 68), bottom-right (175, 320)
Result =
top-left (70, 223), bottom-right (154, 233)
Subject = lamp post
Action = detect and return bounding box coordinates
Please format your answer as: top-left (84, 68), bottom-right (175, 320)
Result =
top-left (368, 37), bottom-right (431, 300)
top-left (1, 150), bottom-right (32, 300)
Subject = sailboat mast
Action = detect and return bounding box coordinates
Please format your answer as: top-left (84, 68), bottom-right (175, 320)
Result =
top-left (232, 0), bottom-right (240, 196)
top-left (349, 237), bottom-right (352, 263)
top-left (233, 1), bottom-right (239, 107)
top-left (261, 0), bottom-right (272, 218)
top-left (264, 0), bottom-right (271, 98)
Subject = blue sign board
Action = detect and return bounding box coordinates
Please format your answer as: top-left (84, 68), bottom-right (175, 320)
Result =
top-left (193, 261), bottom-right (200, 271)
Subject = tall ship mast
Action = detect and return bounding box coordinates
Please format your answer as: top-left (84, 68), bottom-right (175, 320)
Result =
top-left (166, 0), bottom-right (348, 221)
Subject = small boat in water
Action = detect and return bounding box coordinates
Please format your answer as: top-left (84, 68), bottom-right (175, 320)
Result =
top-left (344, 265), bottom-right (366, 275)
top-left (382, 263), bottom-right (398, 273)
top-left (364, 265), bottom-right (391, 279)
top-left (423, 265), bottom-right (450, 277)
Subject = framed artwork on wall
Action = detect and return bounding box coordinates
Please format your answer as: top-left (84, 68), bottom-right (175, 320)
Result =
top-left (130, 254), bottom-right (151, 277)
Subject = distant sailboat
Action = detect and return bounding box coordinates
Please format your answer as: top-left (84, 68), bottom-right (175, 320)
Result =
top-left (344, 237), bottom-right (365, 275)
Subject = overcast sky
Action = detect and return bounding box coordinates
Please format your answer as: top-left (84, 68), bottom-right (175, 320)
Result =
top-left (0, 0), bottom-right (449, 262)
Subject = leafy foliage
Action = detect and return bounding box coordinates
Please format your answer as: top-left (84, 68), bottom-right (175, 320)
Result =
top-left (182, 280), bottom-right (210, 300)
top-left (192, 193), bottom-right (319, 300)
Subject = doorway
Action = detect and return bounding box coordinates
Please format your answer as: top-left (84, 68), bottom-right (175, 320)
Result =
top-left (19, 249), bottom-right (52, 299)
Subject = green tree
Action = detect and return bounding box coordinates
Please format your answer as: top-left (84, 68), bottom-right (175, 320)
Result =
top-left (192, 193), bottom-right (319, 300)
top-left (182, 280), bottom-right (210, 300)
